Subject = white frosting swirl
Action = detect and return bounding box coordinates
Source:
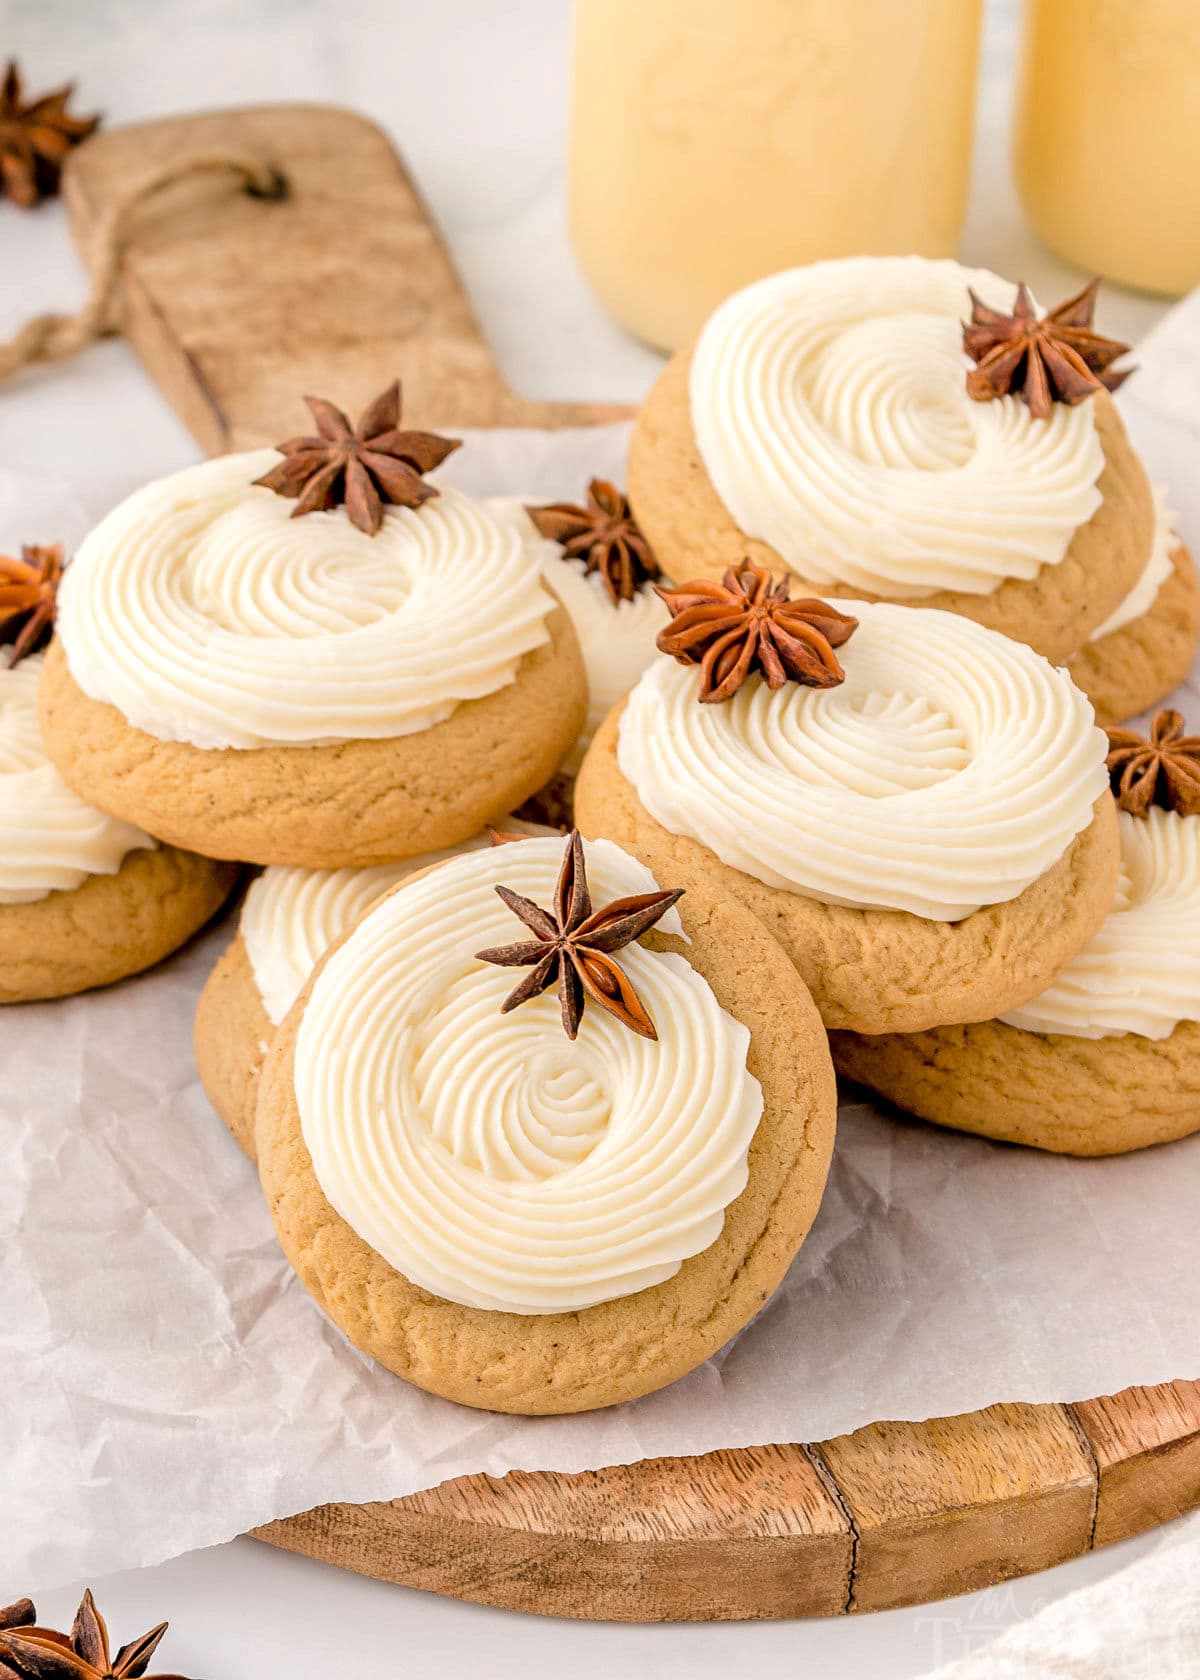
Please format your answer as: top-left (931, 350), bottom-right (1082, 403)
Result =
top-left (617, 602), bottom-right (1108, 922)
top-left (0, 654), bottom-right (154, 904)
top-left (293, 836), bottom-right (762, 1314)
top-left (486, 496), bottom-right (666, 761)
top-left (242, 822), bottom-right (546, 1025)
top-left (1089, 484), bottom-right (1178, 641)
top-left (689, 257), bottom-right (1105, 597)
top-left (57, 453), bottom-right (557, 750)
top-left (1000, 809), bottom-right (1200, 1039)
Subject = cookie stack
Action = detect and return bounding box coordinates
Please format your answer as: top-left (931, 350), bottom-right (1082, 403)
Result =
top-left (8, 255), bottom-right (1197, 1421)
top-left (11, 380), bottom-right (800, 1417)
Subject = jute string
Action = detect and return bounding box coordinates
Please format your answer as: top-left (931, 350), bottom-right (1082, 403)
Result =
top-left (0, 148), bottom-right (285, 384)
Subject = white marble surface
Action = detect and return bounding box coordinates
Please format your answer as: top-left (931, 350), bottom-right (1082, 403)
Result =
top-left (0, 1), bottom-right (1187, 1675)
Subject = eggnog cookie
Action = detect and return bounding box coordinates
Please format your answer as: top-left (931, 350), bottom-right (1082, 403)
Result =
top-left (575, 573), bottom-right (1120, 1034)
top-left (484, 483), bottom-right (668, 824)
top-left (629, 260), bottom-right (1152, 664)
top-left (255, 832), bottom-right (836, 1414)
top-left (38, 385), bottom-right (587, 867)
top-left (832, 714), bottom-right (1200, 1154)
top-left (195, 826), bottom-right (546, 1158)
top-left (1, 652), bottom-right (235, 1002)
top-left (1066, 489), bottom-right (1199, 725)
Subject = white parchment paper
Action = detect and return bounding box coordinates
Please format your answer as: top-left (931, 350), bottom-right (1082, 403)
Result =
top-left (4, 305), bottom-right (1200, 1590)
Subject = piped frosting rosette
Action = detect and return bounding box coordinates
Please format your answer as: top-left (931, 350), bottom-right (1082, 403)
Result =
top-left (0, 654), bottom-right (154, 904)
top-left (1001, 808), bottom-right (1200, 1039)
top-left (617, 601), bottom-right (1109, 922)
top-left (241, 822), bottom-right (547, 1025)
top-left (56, 452), bottom-right (558, 750)
top-left (689, 257), bottom-right (1105, 597)
top-left (293, 837), bottom-right (762, 1314)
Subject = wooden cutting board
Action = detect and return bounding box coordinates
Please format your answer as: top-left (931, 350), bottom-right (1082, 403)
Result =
top-left (251, 1382), bottom-right (1200, 1619)
top-left (61, 104), bottom-right (628, 449)
top-left (61, 106), bottom-right (1200, 1622)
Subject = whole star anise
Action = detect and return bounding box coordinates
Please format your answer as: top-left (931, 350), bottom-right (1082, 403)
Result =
top-left (0, 542), bottom-right (64, 666)
top-left (1106, 710), bottom-right (1200, 818)
top-left (963, 278), bottom-right (1132, 420)
top-left (655, 562), bottom-right (857, 704)
top-left (475, 828), bottom-right (682, 1040)
top-left (254, 380), bottom-right (461, 536)
top-left (0, 60), bottom-right (99, 209)
top-left (0, 1589), bottom-right (192, 1680)
top-left (526, 479), bottom-right (660, 604)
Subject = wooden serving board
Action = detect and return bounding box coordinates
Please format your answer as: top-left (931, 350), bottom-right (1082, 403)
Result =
top-left (251, 1382), bottom-right (1200, 1620)
top-left (61, 107), bottom-right (1200, 1622)
top-left (61, 105), bottom-right (628, 449)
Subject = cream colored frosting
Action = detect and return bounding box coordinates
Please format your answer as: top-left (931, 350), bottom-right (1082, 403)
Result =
top-left (1001, 809), bottom-right (1200, 1039)
top-left (57, 453), bottom-right (557, 750)
top-left (293, 836), bottom-right (762, 1314)
top-left (242, 822), bottom-right (546, 1025)
top-left (0, 654), bottom-right (154, 904)
top-left (486, 496), bottom-right (666, 759)
top-left (1089, 484), bottom-right (1178, 641)
top-left (689, 256), bottom-right (1105, 598)
top-left (617, 601), bottom-right (1108, 922)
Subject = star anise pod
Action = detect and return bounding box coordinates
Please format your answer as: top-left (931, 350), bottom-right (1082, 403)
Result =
top-left (1105, 710), bottom-right (1200, 818)
top-left (0, 543), bottom-right (64, 666)
top-left (475, 828), bottom-right (682, 1040)
top-left (0, 61), bottom-right (99, 209)
top-left (254, 380), bottom-right (461, 536)
top-left (526, 479), bottom-right (660, 605)
top-left (963, 278), bottom-right (1132, 420)
top-left (0, 1589), bottom-right (192, 1680)
top-left (655, 562), bottom-right (857, 704)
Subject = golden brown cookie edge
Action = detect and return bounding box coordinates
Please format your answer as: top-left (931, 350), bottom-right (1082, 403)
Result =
top-left (0, 844), bottom-right (237, 1003)
top-left (37, 599), bottom-right (588, 868)
top-left (831, 1015), bottom-right (1200, 1156)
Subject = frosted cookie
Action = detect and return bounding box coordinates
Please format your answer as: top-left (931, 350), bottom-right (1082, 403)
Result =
top-left (575, 564), bottom-right (1120, 1034)
top-left (831, 712), bottom-right (1200, 1155)
top-left (1066, 488), bottom-right (1199, 727)
top-left (1, 646), bottom-right (235, 1003)
top-left (195, 821), bottom-right (546, 1159)
top-left (255, 830), bottom-right (836, 1414)
top-left (629, 261), bottom-right (1152, 664)
top-left (484, 481), bottom-right (668, 824)
top-left (37, 383), bottom-right (588, 868)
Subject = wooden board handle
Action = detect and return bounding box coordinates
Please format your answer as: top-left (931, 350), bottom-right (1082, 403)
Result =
top-left (62, 105), bottom-right (633, 453)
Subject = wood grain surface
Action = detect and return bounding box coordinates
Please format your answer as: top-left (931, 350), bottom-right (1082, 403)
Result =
top-left (255, 1382), bottom-right (1200, 1621)
top-left (63, 108), bottom-right (1200, 1624)
top-left (62, 104), bottom-right (630, 451)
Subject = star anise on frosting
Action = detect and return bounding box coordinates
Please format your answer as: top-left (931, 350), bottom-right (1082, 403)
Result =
top-left (1105, 710), bottom-right (1200, 818)
top-left (475, 828), bottom-right (682, 1040)
top-left (0, 1589), bottom-right (192, 1680)
top-left (0, 542), bottom-right (64, 666)
top-left (254, 380), bottom-right (461, 536)
top-left (0, 60), bottom-right (99, 209)
top-left (655, 562), bottom-right (858, 704)
top-left (525, 479), bottom-right (660, 604)
top-left (963, 278), bottom-right (1132, 420)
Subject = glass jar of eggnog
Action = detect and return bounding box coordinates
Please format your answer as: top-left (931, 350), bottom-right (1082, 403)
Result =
top-left (1014, 0), bottom-right (1200, 296)
top-left (568, 0), bottom-right (985, 352)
